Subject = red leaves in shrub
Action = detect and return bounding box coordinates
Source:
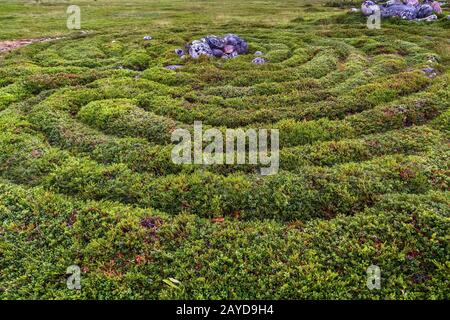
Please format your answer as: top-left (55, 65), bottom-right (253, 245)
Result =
top-left (67, 210), bottom-right (77, 227)
top-left (135, 255), bottom-right (144, 264)
top-left (407, 250), bottom-right (421, 260)
top-left (231, 211), bottom-right (241, 219)
top-left (140, 217), bottom-right (163, 229)
top-left (399, 168), bottom-right (415, 179)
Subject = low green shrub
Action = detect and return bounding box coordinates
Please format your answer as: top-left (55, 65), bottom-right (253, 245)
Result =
top-left (276, 118), bottom-right (355, 147)
top-left (42, 157), bottom-right (146, 203)
top-left (280, 126), bottom-right (443, 169)
top-left (77, 99), bottom-right (178, 144)
top-left (143, 154), bottom-right (448, 220)
top-left (1, 182), bottom-right (448, 299)
top-left (430, 109), bottom-right (450, 133)
top-left (22, 68), bottom-right (102, 94)
top-left (123, 50), bottom-right (151, 71)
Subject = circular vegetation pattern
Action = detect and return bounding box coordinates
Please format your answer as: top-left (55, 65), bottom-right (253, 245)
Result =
top-left (0, 4), bottom-right (449, 299)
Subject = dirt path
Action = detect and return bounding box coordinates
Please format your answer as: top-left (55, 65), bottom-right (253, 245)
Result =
top-left (0, 37), bottom-right (61, 54)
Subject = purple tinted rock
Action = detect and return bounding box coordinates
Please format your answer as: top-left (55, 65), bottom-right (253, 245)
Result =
top-left (236, 41), bottom-right (248, 54)
top-left (165, 65), bottom-right (184, 70)
top-left (206, 35), bottom-right (225, 49)
top-left (228, 51), bottom-right (238, 58)
top-left (143, 36), bottom-right (152, 40)
top-left (386, 0), bottom-right (403, 5)
top-left (422, 67), bottom-right (437, 78)
top-left (361, 1), bottom-right (377, 16)
top-left (175, 48), bottom-right (185, 56)
top-left (416, 4), bottom-right (433, 18)
top-left (406, 0), bottom-right (419, 6)
top-left (212, 49), bottom-right (224, 57)
top-left (224, 45), bottom-right (235, 54)
top-left (252, 57), bottom-right (266, 65)
top-left (224, 34), bottom-right (239, 46)
top-left (254, 51), bottom-right (263, 56)
top-left (188, 41), bottom-right (213, 59)
top-left (418, 13), bottom-right (437, 21)
top-left (431, 1), bottom-right (442, 14)
top-left (380, 4), bottom-right (418, 20)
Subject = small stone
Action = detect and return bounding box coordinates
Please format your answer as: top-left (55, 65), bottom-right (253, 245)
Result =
top-left (406, 0), bottom-right (418, 6)
top-left (188, 41), bottom-right (213, 59)
top-left (224, 45), bottom-right (235, 54)
top-left (350, 7), bottom-right (360, 12)
top-left (143, 36), bottom-right (152, 40)
top-left (431, 1), bottom-right (442, 14)
top-left (252, 57), bottom-right (266, 65)
top-left (418, 14), bottom-right (438, 22)
top-left (416, 5), bottom-right (434, 19)
top-left (236, 41), bottom-right (248, 54)
top-left (254, 51), bottom-right (263, 56)
top-left (422, 67), bottom-right (437, 78)
top-left (427, 55), bottom-right (438, 63)
top-left (175, 48), bottom-right (185, 56)
top-left (165, 65), bottom-right (184, 70)
top-left (224, 34), bottom-right (239, 46)
top-left (212, 49), bottom-right (224, 57)
top-left (361, 1), bottom-right (377, 16)
top-left (205, 35), bottom-right (225, 49)
top-left (228, 51), bottom-right (238, 59)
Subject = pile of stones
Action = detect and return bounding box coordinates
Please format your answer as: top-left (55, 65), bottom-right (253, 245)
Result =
top-left (176, 34), bottom-right (249, 59)
top-left (361, 0), bottom-right (443, 20)
top-left (252, 51), bottom-right (266, 65)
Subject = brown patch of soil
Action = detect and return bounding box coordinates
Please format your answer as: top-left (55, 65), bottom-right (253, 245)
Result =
top-left (0, 37), bottom-right (60, 53)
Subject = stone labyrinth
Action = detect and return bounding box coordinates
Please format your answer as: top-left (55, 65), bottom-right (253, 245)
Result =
top-left (0, 10), bottom-right (448, 298)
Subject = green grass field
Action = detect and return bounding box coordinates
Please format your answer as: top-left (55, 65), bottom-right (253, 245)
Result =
top-left (0, 0), bottom-right (449, 299)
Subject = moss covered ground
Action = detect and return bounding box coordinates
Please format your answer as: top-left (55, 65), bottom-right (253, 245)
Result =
top-left (0, 0), bottom-right (449, 299)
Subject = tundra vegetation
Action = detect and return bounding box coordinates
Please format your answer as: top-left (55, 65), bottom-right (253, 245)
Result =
top-left (0, 0), bottom-right (449, 299)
